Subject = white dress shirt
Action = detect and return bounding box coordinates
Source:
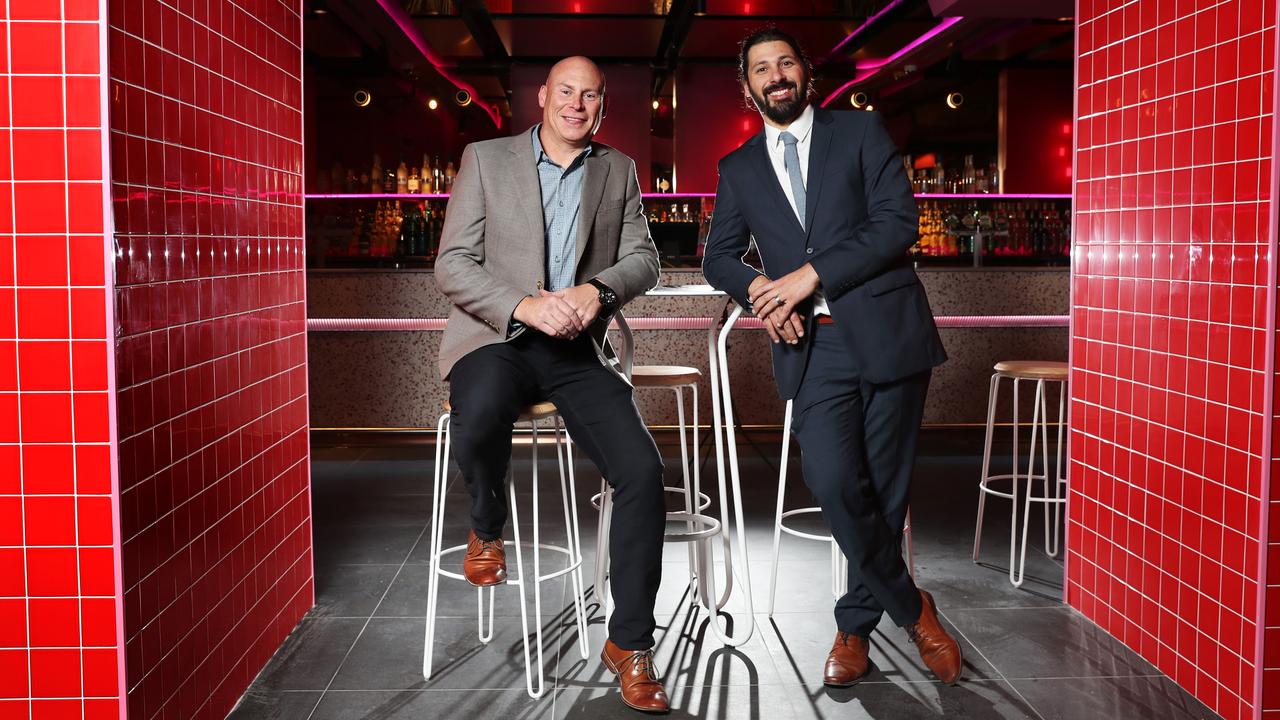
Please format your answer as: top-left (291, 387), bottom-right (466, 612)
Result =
top-left (762, 105), bottom-right (829, 315)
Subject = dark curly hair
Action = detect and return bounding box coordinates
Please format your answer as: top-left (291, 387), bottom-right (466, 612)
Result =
top-left (736, 26), bottom-right (815, 95)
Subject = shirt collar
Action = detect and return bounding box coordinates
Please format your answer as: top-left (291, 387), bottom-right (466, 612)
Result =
top-left (763, 104), bottom-right (815, 149)
top-left (531, 123), bottom-right (592, 168)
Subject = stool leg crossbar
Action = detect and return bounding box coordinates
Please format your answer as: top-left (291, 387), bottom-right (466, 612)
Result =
top-left (767, 400), bottom-right (915, 616)
top-left (423, 412), bottom-right (589, 699)
top-left (973, 372), bottom-right (1068, 588)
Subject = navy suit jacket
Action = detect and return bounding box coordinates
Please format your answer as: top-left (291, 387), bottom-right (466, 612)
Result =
top-left (702, 108), bottom-right (947, 398)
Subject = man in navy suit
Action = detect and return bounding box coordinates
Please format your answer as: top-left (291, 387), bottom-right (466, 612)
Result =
top-left (702, 27), bottom-right (962, 688)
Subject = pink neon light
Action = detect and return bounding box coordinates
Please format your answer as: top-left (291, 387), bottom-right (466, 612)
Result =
top-left (306, 192), bottom-right (1072, 200)
top-left (821, 16), bottom-right (966, 108)
top-left (305, 193), bottom-right (450, 200)
top-left (374, 0), bottom-right (502, 129)
top-left (824, 0), bottom-right (906, 59)
top-left (306, 315), bottom-right (1070, 332)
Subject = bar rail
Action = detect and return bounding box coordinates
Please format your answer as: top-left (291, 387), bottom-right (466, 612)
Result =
top-left (306, 315), bottom-right (1069, 331)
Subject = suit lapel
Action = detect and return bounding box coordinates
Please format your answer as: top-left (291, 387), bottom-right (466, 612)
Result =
top-left (749, 133), bottom-right (805, 239)
top-left (507, 132), bottom-right (546, 275)
top-left (574, 149), bottom-right (610, 270)
top-left (804, 109), bottom-right (833, 241)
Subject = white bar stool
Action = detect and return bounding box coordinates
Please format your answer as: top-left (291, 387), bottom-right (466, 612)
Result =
top-left (766, 399), bottom-right (914, 614)
top-left (972, 360), bottom-right (1068, 588)
top-left (593, 314), bottom-right (728, 618)
top-left (423, 400), bottom-right (590, 699)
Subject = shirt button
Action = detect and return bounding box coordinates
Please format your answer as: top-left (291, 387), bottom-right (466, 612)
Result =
top-left (806, 248), bottom-right (814, 254)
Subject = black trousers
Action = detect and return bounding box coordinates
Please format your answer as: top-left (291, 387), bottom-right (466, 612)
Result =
top-left (791, 322), bottom-right (929, 636)
top-left (448, 331), bottom-right (665, 650)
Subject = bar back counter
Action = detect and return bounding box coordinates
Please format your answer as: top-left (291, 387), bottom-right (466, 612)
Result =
top-left (305, 265), bottom-right (1068, 429)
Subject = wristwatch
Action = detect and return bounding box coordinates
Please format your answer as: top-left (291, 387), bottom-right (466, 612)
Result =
top-left (588, 278), bottom-right (619, 315)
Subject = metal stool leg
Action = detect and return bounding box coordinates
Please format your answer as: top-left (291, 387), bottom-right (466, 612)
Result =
top-left (767, 400), bottom-right (794, 617)
top-left (554, 420), bottom-right (590, 659)
top-left (1013, 380), bottom-right (1045, 588)
top-left (973, 373), bottom-right (1001, 562)
top-left (423, 413), bottom-right (450, 679)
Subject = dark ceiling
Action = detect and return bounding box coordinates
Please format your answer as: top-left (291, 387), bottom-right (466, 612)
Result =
top-left (304, 0), bottom-right (1072, 134)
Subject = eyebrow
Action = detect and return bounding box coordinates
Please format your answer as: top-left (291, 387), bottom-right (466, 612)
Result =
top-left (753, 54), bottom-right (796, 68)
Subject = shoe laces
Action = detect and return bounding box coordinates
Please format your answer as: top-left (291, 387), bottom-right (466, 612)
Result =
top-left (622, 650), bottom-right (658, 680)
top-left (906, 624), bottom-right (921, 643)
top-left (475, 536), bottom-right (503, 555)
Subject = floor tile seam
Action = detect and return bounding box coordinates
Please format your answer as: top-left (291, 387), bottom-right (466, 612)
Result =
top-left (937, 607), bottom-right (1049, 720)
top-left (305, 521), bottom-right (434, 720)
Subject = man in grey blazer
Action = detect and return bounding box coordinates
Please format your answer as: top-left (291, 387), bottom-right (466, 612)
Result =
top-left (435, 56), bottom-right (669, 713)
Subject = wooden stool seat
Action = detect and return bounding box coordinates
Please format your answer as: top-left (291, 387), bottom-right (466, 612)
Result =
top-left (631, 365), bottom-right (702, 387)
top-left (442, 399), bottom-right (558, 421)
top-left (994, 360), bottom-right (1068, 381)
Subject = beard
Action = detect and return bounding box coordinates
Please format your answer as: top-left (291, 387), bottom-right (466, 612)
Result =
top-left (750, 78), bottom-right (808, 124)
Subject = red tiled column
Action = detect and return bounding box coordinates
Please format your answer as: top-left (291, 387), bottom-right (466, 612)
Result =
top-left (106, 0), bottom-right (311, 718)
top-left (1069, 1), bottom-right (1277, 719)
top-left (0, 1), bottom-right (127, 718)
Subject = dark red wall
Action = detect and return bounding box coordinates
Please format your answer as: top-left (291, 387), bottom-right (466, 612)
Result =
top-left (1000, 67), bottom-right (1074, 194)
top-left (673, 64), bottom-right (761, 193)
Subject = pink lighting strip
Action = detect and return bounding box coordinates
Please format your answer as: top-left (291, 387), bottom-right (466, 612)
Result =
top-left (306, 315), bottom-right (1069, 332)
top-left (374, 0), bottom-right (503, 129)
top-left (304, 193), bottom-right (1071, 200)
top-left (820, 16), bottom-right (966, 108)
top-left (823, 0), bottom-right (907, 60)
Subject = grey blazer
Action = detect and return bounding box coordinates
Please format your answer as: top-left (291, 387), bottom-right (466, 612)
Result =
top-left (435, 130), bottom-right (660, 381)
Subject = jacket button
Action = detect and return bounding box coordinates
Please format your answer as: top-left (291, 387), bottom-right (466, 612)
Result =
top-left (806, 248), bottom-right (813, 254)
top-left (536, 280), bottom-right (543, 289)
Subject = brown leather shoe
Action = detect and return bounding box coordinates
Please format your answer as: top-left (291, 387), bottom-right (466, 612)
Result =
top-left (906, 589), bottom-right (962, 684)
top-left (823, 631), bottom-right (871, 687)
top-left (601, 639), bottom-right (670, 713)
top-left (462, 530), bottom-right (507, 587)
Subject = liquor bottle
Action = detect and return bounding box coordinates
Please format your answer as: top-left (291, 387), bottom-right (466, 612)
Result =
top-left (407, 167), bottom-right (421, 194)
top-left (444, 161), bottom-right (456, 192)
top-left (432, 156), bottom-right (443, 193)
top-left (961, 155), bottom-right (975, 193)
top-left (396, 161), bottom-right (409, 194)
top-left (370, 154), bottom-right (382, 194)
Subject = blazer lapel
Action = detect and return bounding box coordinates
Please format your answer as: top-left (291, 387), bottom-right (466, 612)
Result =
top-left (749, 133), bottom-right (806, 239)
top-left (507, 133), bottom-right (547, 275)
top-left (574, 149), bottom-right (610, 270)
top-left (804, 109), bottom-right (833, 241)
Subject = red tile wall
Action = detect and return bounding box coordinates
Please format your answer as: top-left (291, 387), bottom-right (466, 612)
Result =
top-left (106, 0), bottom-right (311, 717)
top-left (1069, 1), bottom-right (1276, 719)
top-left (0, 2), bottom-right (128, 719)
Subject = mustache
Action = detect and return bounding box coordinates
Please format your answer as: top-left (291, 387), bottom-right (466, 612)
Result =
top-left (762, 80), bottom-right (798, 96)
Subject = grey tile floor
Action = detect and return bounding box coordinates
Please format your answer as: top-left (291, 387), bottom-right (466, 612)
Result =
top-left (227, 429), bottom-right (1220, 720)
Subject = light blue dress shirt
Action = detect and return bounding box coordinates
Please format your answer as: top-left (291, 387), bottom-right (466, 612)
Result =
top-left (531, 125), bottom-right (592, 292)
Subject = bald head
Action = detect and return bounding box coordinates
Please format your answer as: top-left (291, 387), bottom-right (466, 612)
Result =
top-left (538, 55), bottom-right (607, 152)
top-left (546, 56), bottom-right (606, 94)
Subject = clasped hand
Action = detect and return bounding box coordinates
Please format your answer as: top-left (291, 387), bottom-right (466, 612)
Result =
top-left (514, 284), bottom-right (602, 339)
top-left (748, 264), bottom-right (821, 345)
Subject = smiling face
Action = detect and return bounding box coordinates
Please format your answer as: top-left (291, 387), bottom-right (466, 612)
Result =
top-left (743, 39), bottom-right (810, 126)
top-left (538, 57), bottom-right (606, 150)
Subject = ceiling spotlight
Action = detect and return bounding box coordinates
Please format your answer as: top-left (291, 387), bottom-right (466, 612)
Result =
top-left (652, 99), bottom-right (660, 110)
top-left (865, 104), bottom-right (874, 111)
top-left (849, 91), bottom-right (868, 108)
top-left (427, 98), bottom-right (439, 110)
top-left (312, 6), bottom-right (327, 14)
top-left (454, 89), bottom-right (472, 107)
top-left (353, 89), bottom-right (371, 107)
top-left (945, 92), bottom-right (964, 109)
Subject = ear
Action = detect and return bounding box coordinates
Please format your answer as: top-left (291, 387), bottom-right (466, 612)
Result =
top-left (538, 84), bottom-right (547, 109)
top-left (742, 82), bottom-right (759, 110)
top-left (601, 94), bottom-right (609, 119)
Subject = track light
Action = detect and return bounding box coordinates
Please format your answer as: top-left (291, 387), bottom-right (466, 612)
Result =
top-left (850, 91), bottom-right (869, 108)
top-left (454, 89), bottom-right (472, 107)
top-left (427, 98), bottom-right (439, 110)
top-left (353, 89), bottom-right (371, 107)
top-left (652, 99), bottom-right (660, 110)
top-left (946, 92), bottom-right (964, 109)
top-left (865, 104), bottom-right (874, 111)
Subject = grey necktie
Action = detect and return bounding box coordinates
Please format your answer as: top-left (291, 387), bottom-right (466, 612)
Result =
top-left (779, 130), bottom-right (805, 229)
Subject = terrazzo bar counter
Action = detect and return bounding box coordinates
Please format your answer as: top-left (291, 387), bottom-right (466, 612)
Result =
top-left (305, 268), bottom-right (1068, 429)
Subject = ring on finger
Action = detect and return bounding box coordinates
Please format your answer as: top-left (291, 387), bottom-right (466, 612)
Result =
top-left (774, 295), bottom-right (785, 305)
